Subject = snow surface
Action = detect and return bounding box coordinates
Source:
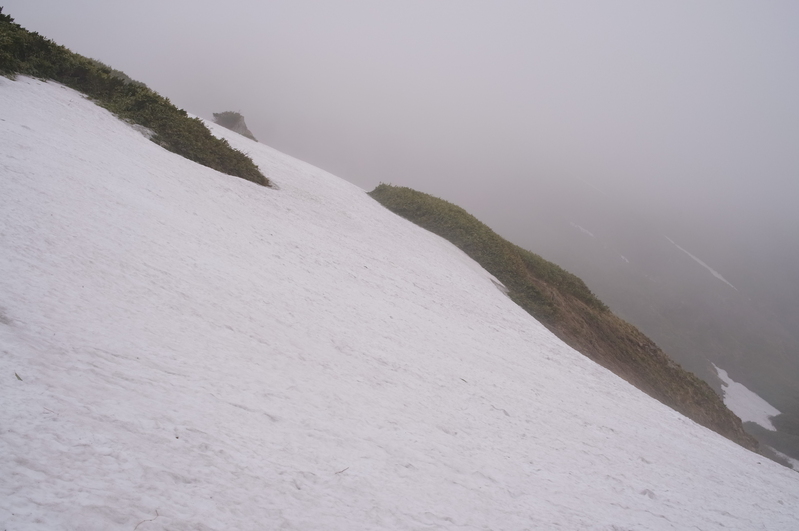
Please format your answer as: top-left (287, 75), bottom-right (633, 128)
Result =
top-left (570, 222), bottom-right (595, 238)
top-left (714, 365), bottom-right (781, 431)
top-left (1, 76), bottom-right (798, 530)
top-left (664, 236), bottom-right (738, 291)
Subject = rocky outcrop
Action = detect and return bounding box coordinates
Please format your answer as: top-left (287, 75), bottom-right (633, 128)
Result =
top-left (213, 111), bottom-right (257, 141)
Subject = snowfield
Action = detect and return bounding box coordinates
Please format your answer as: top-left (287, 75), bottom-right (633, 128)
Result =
top-left (714, 365), bottom-right (782, 432)
top-left (1, 76), bottom-right (798, 530)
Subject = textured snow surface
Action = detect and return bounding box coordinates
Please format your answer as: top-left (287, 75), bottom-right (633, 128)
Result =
top-left (1, 77), bottom-right (798, 530)
top-left (714, 365), bottom-right (781, 431)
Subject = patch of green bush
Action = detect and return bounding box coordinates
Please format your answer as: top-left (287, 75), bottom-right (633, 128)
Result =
top-left (0, 8), bottom-right (269, 186)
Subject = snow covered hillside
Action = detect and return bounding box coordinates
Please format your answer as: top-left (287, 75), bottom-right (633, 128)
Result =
top-left (1, 76), bottom-right (798, 530)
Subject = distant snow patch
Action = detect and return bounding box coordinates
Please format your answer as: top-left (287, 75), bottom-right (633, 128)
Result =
top-left (576, 177), bottom-right (613, 199)
top-left (570, 222), bottom-right (595, 238)
top-left (665, 236), bottom-right (738, 291)
top-left (714, 365), bottom-right (780, 430)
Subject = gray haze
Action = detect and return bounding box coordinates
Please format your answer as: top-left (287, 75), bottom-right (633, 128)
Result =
top-left (5, 2), bottom-right (799, 331)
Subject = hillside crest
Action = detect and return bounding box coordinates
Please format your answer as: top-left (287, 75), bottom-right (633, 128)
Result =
top-left (213, 111), bottom-right (257, 141)
top-left (369, 183), bottom-right (759, 452)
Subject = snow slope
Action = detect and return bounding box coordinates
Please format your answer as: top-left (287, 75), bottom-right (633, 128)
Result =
top-left (715, 365), bottom-right (781, 431)
top-left (1, 76), bottom-right (798, 530)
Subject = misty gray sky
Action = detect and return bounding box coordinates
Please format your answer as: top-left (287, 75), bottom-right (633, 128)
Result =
top-left (6, 1), bottom-right (799, 286)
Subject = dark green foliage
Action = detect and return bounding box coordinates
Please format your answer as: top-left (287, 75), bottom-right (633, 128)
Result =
top-left (213, 111), bottom-right (245, 125)
top-left (85, 58), bottom-right (145, 87)
top-left (0, 8), bottom-right (269, 186)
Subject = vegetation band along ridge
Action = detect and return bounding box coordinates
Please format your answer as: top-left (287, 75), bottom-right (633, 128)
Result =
top-left (0, 8), bottom-right (269, 187)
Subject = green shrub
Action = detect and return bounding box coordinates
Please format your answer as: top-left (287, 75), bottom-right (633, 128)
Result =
top-left (0, 8), bottom-right (269, 187)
